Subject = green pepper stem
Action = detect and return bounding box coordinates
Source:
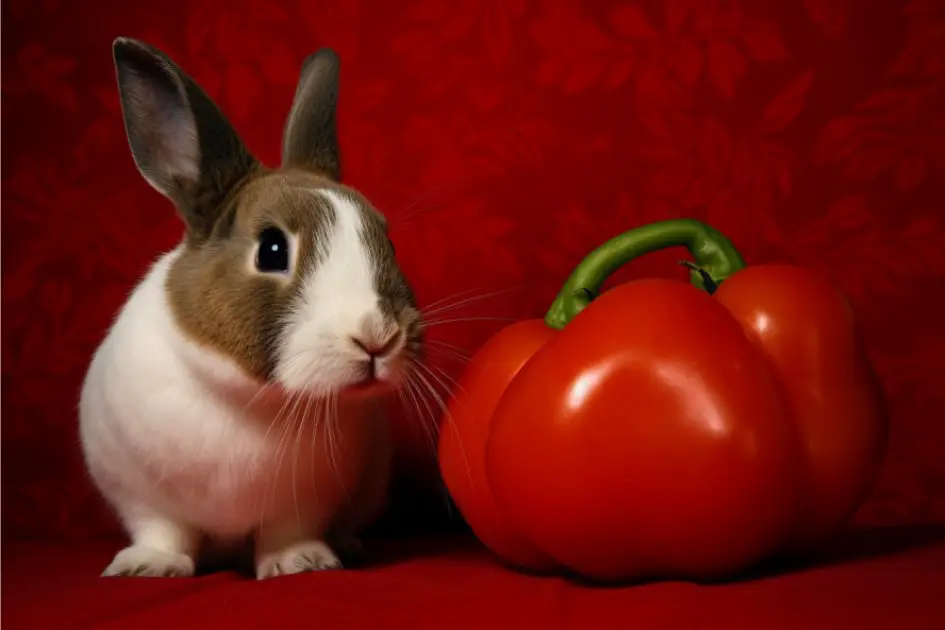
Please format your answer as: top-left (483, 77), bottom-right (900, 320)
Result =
top-left (544, 219), bottom-right (745, 330)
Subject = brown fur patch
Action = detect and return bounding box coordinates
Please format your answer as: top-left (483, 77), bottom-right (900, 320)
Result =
top-left (167, 171), bottom-right (322, 379)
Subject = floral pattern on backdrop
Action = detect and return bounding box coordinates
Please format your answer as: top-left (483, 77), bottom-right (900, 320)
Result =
top-left (2, 0), bottom-right (944, 539)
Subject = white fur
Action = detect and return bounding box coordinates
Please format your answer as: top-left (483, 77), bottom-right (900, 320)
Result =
top-left (79, 192), bottom-right (395, 579)
top-left (276, 189), bottom-right (405, 395)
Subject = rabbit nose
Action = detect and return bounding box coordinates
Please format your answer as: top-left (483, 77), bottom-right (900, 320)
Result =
top-left (350, 330), bottom-right (401, 358)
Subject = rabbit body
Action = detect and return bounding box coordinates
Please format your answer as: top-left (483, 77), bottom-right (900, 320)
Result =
top-left (79, 39), bottom-right (420, 579)
top-left (80, 248), bottom-right (390, 577)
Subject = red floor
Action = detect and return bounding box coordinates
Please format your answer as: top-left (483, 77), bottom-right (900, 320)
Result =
top-left (3, 528), bottom-right (945, 630)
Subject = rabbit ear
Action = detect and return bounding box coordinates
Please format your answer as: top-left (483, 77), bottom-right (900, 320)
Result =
top-left (112, 37), bottom-right (259, 241)
top-left (282, 49), bottom-right (341, 180)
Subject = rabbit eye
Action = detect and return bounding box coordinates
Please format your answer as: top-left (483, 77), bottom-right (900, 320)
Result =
top-left (256, 226), bottom-right (290, 274)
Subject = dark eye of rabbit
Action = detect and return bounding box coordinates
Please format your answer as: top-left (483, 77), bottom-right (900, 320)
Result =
top-left (256, 227), bottom-right (290, 273)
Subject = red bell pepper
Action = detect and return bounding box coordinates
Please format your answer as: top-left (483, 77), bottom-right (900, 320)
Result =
top-left (438, 219), bottom-right (888, 582)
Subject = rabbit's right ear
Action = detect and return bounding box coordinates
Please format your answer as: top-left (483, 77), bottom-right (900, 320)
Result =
top-left (112, 37), bottom-right (259, 242)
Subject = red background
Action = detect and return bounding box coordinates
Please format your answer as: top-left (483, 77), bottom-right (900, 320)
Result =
top-left (3, 0), bottom-right (945, 545)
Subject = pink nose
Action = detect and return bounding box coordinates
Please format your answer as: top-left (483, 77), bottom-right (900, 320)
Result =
top-left (350, 331), bottom-right (401, 358)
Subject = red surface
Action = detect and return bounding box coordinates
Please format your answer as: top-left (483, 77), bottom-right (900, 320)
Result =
top-left (3, 529), bottom-right (945, 630)
top-left (3, 0), bottom-right (945, 627)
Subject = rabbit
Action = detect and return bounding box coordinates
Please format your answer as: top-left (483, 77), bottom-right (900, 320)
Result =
top-left (78, 37), bottom-right (422, 579)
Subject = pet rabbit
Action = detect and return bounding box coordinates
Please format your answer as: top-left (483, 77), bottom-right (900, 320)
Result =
top-left (78, 37), bottom-right (422, 579)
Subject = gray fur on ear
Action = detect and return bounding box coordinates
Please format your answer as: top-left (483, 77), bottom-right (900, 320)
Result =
top-left (282, 49), bottom-right (341, 181)
top-left (112, 37), bottom-right (259, 242)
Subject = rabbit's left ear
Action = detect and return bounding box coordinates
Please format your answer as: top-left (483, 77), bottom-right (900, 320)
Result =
top-left (113, 37), bottom-right (259, 242)
top-left (282, 49), bottom-right (341, 181)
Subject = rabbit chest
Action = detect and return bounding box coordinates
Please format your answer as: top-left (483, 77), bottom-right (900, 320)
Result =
top-left (79, 251), bottom-right (388, 537)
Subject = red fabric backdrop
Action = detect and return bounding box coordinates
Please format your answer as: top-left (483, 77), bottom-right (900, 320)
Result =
top-left (2, 0), bottom-right (944, 542)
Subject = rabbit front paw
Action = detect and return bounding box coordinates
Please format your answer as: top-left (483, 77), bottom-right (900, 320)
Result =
top-left (256, 540), bottom-right (343, 579)
top-left (102, 545), bottom-right (195, 578)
